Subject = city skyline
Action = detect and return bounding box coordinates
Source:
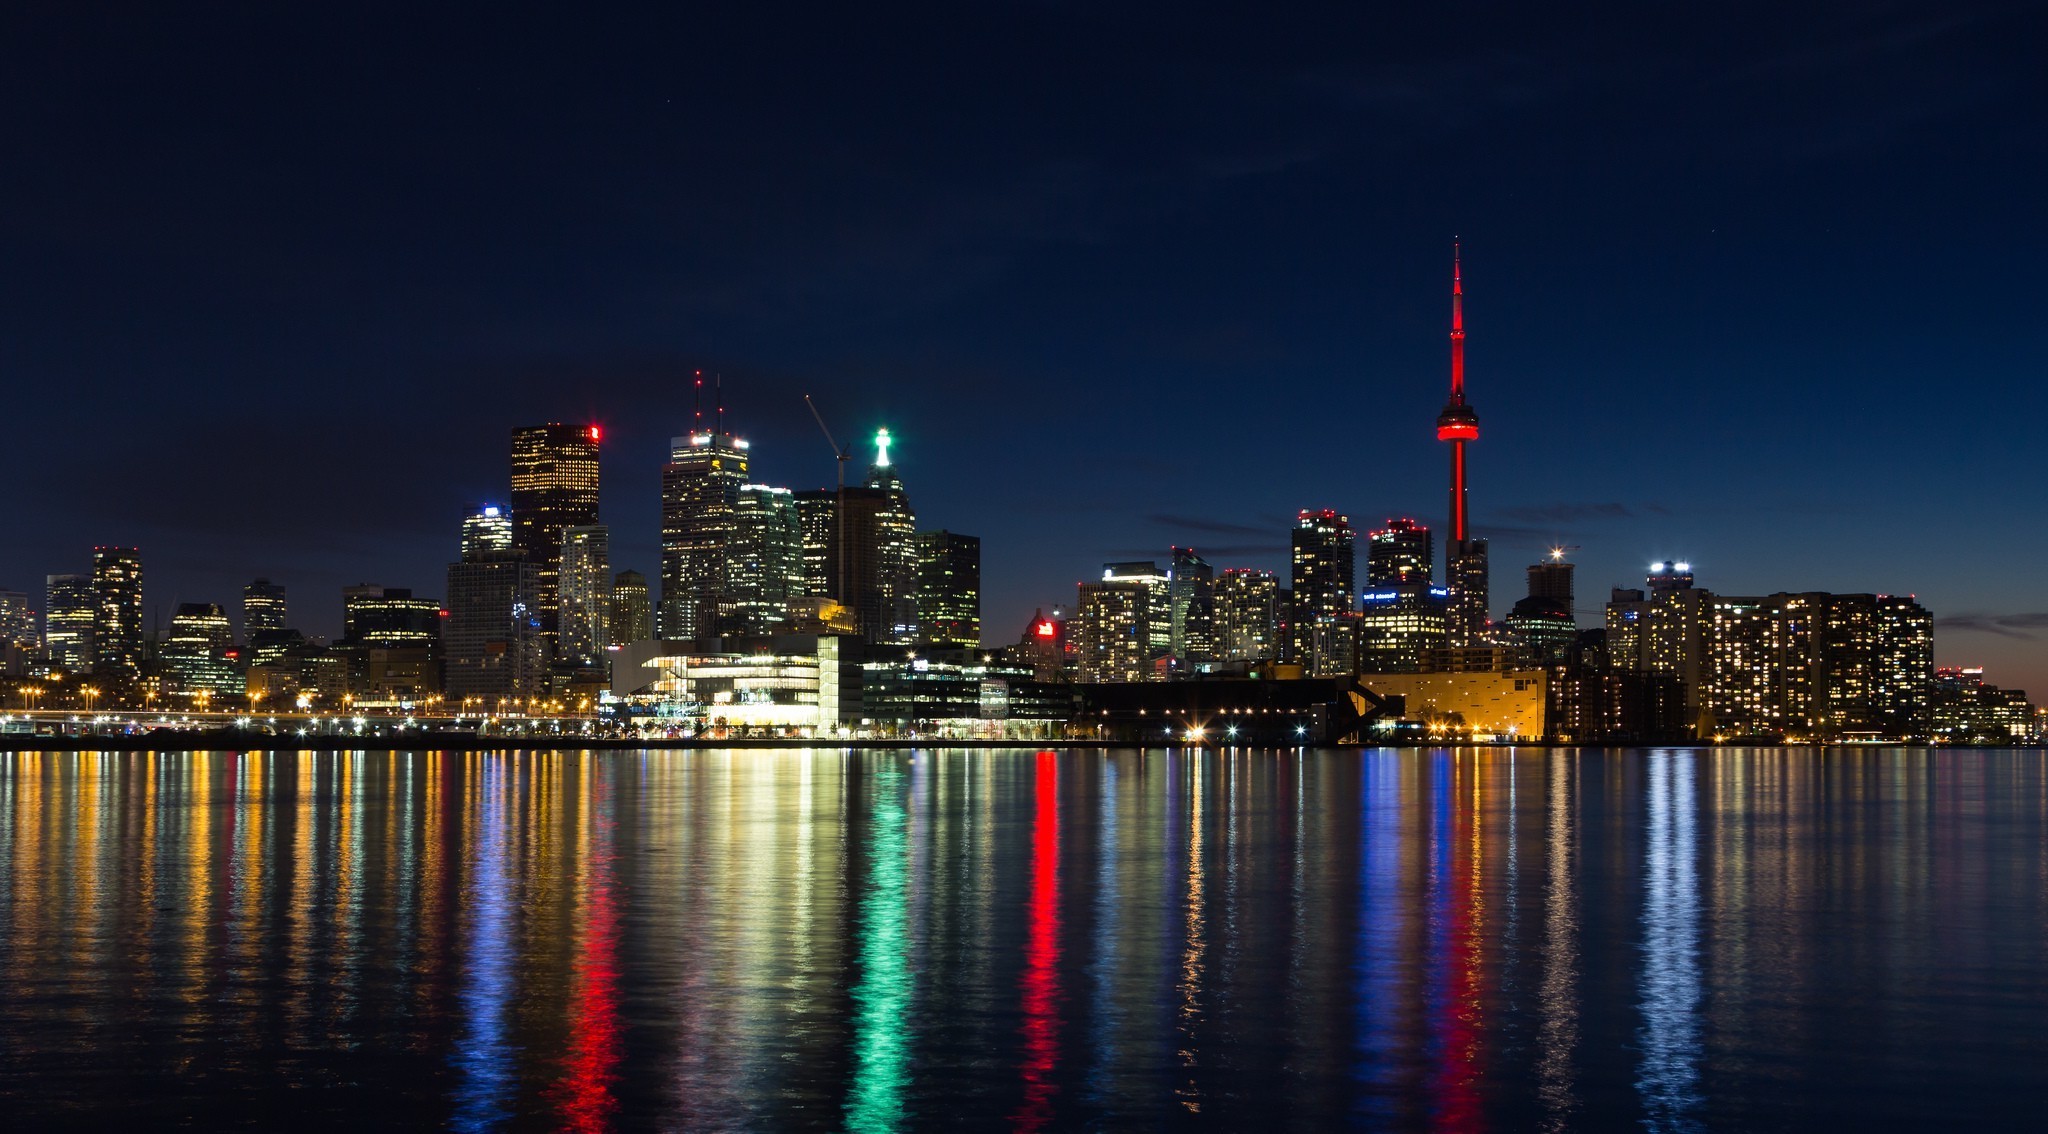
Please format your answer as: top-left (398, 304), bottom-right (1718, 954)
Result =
top-left (3, 4), bottom-right (2044, 691)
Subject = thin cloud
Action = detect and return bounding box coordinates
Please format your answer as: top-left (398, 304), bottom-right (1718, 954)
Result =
top-left (1490, 502), bottom-right (1636, 524)
top-left (1935, 612), bottom-right (2048, 639)
top-left (1146, 514), bottom-right (1274, 537)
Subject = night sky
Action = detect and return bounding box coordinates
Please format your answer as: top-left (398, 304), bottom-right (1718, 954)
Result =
top-left (5, 3), bottom-right (2045, 689)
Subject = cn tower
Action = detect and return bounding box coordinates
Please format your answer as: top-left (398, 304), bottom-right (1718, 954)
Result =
top-left (1436, 242), bottom-right (1489, 646)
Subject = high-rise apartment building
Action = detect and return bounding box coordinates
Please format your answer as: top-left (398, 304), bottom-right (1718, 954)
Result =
top-left (1072, 579), bottom-right (1152, 683)
top-left (242, 578), bottom-right (288, 641)
top-left (160, 603), bottom-right (240, 700)
top-left (915, 530), bottom-right (980, 648)
top-left (1703, 591), bottom-right (1931, 740)
top-left (1289, 510), bottom-right (1355, 664)
top-left (1213, 568), bottom-right (1280, 661)
top-left (728, 486), bottom-right (800, 636)
top-left (510, 424), bottom-right (602, 637)
top-left (660, 430), bottom-right (750, 640)
top-left (1103, 561), bottom-right (1172, 664)
top-left (610, 569), bottom-right (652, 645)
top-left (1508, 554), bottom-right (1578, 662)
top-left (91, 547), bottom-right (143, 675)
top-left (1168, 546), bottom-right (1214, 666)
top-left (0, 590), bottom-right (35, 651)
top-left (461, 505), bottom-right (514, 559)
top-left (1366, 519), bottom-right (1432, 586)
top-left (43, 575), bottom-right (94, 672)
top-left (558, 525), bottom-right (611, 665)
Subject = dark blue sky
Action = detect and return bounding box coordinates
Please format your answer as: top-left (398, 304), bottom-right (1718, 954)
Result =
top-left (5, 2), bottom-right (2046, 688)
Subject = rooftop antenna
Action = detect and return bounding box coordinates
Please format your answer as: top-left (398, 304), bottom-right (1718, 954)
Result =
top-left (804, 394), bottom-right (852, 609)
top-left (693, 370), bottom-right (704, 435)
top-left (715, 372), bottom-right (725, 437)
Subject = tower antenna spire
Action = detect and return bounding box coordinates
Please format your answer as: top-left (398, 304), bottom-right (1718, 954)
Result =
top-left (693, 370), bottom-right (704, 433)
top-left (1435, 239), bottom-right (1487, 646)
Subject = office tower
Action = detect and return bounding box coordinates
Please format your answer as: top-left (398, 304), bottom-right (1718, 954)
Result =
top-left (1168, 546), bottom-right (1215, 665)
top-left (160, 603), bottom-right (239, 700)
top-left (610, 569), bottom-right (652, 645)
top-left (1289, 510), bottom-right (1355, 664)
top-left (1103, 561), bottom-right (1172, 663)
top-left (864, 429), bottom-right (920, 645)
top-left (1528, 554), bottom-right (1575, 607)
top-left (1356, 583), bottom-right (1450, 672)
top-left (1509, 552), bottom-right (1578, 662)
top-left (660, 428), bottom-right (750, 639)
top-left (1073, 579), bottom-right (1152, 683)
top-left (558, 525), bottom-right (611, 664)
top-left (461, 505), bottom-right (514, 558)
top-left (242, 578), bottom-right (287, 641)
top-left (727, 486), bottom-right (800, 636)
top-left (795, 491), bottom-right (839, 599)
top-left (1436, 246), bottom-right (1489, 647)
top-left (510, 424), bottom-right (602, 635)
top-left (1213, 568), bottom-right (1280, 661)
top-left (915, 530), bottom-right (981, 648)
top-left (342, 586), bottom-right (442, 649)
top-left (43, 575), bottom-right (94, 672)
top-left (90, 546), bottom-right (143, 675)
top-left (0, 589), bottom-right (35, 650)
top-left (444, 554), bottom-right (544, 701)
top-left (1366, 518), bottom-right (1433, 586)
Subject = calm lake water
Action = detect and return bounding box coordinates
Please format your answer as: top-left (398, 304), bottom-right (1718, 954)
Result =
top-left (1, 747), bottom-right (2045, 1130)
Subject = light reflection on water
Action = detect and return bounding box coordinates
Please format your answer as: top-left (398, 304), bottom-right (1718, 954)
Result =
top-left (3, 747), bottom-right (2048, 1129)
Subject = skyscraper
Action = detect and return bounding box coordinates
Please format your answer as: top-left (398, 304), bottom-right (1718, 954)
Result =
top-left (1213, 568), bottom-right (1280, 661)
top-left (1436, 245), bottom-right (1489, 647)
top-left (1356, 583), bottom-right (1450, 672)
top-left (728, 486), bottom-right (801, 635)
top-left (1072, 579), bottom-right (1152, 683)
top-left (342, 585), bottom-right (442, 649)
top-left (1103, 561), bottom-right (1172, 663)
top-left (660, 429), bottom-right (750, 639)
top-left (558, 525), bottom-right (611, 665)
top-left (1509, 551), bottom-right (1578, 662)
top-left (0, 590), bottom-right (36, 651)
top-left (1168, 546), bottom-right (1215, 666)
top-left (1289, 510), bottom-right (1355, 664)
top-left (792, 430), bottom-right (919, 644)
top-left (242, 578), bottom-right (288, 641)
top-left (1527, 553), bottom-right (1575, 607)
top-left (461, 505), bottom-right (514, 558)
top-left (1366, 518), bottom-right (1432, 586)
top-left (444, 554), bottom-right (544, 702)
top-left (160, 603), bottom-right (239, 701)
top-left (610, 569), bottom-right (652, 645)
top-left (510, 423), bottom-right (602, 637)
top-left (90, 546), bottom-right (143, 675)
top-left (915, 530), bottom-right (981, 648)
top-left (864, 429), bottom-right (919, 645)
top-left (43, 574), bottom-right (93, 672)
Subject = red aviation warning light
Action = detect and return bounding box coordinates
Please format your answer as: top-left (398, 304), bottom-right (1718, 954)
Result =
top-left (588, 425), bottom-right (601, 442)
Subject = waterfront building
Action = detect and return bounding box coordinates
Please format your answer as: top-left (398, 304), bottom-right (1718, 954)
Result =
top-left (1006, 609), bottom-right (1068, 682)
top-left (460, 505), bottom-right (514, 558)
top-left (1072, 579), bottom-right (1153, 683)
top-left (915, 530), bottom-right (981, 648)
top-left (510, 423), bottom-right (602, 636)
top-left (1168, 547), bottom-right (1215, 666)
top-left (858, 647), bottom-right (1068, 739)
top-left (444, 551), bottom-right (544, 702)
top-left (90, 547), bottom-right (143, 675)
top-left (1931, 667), bottom-right (2036, 742)
top-left (610, 569), bottom-right (652, 645)
top-left (1356, 583), bottom-right (1450, 672)
top-left (1366, 518), bottom-right (1432, 586)
top-left (0, 589), bottom-right (35, 651)
top-left (661, 429), bottom-right (750, 639)
top-left (242, 578), bottom-right (287, 641)
top-left (1289, 510), bottom-right (1355, 663)
top-left (727, 486), bottom-right (801, 636)
top-left (160, 602), bottom-right (240, 701)
top-left (610, 634), bottom-right (858, 736)
top-left (1700, 590), bottom-right (1933, 741)
top-left (558, 525), bottom-right (611, 665)
top-left (1213, 568), bottom-right (1280, 661)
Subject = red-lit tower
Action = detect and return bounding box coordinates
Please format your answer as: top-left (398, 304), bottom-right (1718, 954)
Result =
top-left (1436, 243), bottom-right (1489, 646)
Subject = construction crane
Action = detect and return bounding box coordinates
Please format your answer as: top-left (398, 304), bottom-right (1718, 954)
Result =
top-left (804, 394), bottom-right (851, 606)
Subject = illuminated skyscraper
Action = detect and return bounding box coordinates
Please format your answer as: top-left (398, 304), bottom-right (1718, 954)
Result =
top-left (1509, 552), bottom-right (1578, 662)
top-left (610, 569), bottom-right (652, 645)
top-left (91, 546), bottom-right (143, 675)
top-left (864, 429), bottom-right (919, 645)
top-left (727, 486), bottom-right (801, 635)
top-left (510, 423), bottom-right (602, 637)
top-left (0, 589), bottom-right (35, 651)
top-left (444, 553), bottom-right (544, 701)
top-left (43, 574), bottom-right (93, 672)
top-left (160, 603), bottom-right (239, 700)
top-left (660, 429), bottom-right (750, 639)
top-left (792, 429), bottom-right (919, 645)
top-left (1213, 568), bottom-right (1280, 661)
top-left (1073, 579), bottom-right (1152, 683)
top-left (1168, 546), bottom-right (1214, 666)
top-left (558, 525), bottom-right (611, 665)
top-left (1289, 510), bottom-right (1355, 664)
top-left (915, 530), bottom-right (981, 648)
top-left (461, 505), bottom-right (514, 558)
top-left (1366, 518), bottom-right (1432, 586)
top-left (342, 585), bottom-right (442, 649)
top-left (242, 578), bottom-right (288, 641)
top-left (1436, 245), bottom-right (1489, 647)
top-left (1104, 561), bottom-right (1172, 663)
top-left (1356, 583), bottom-right (1450, 672)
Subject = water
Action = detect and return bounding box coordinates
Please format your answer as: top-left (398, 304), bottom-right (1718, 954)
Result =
top-left (1, 747), bottom-right (2045, 1130)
